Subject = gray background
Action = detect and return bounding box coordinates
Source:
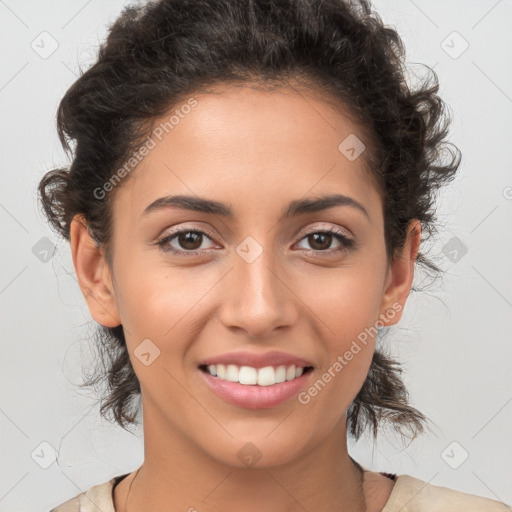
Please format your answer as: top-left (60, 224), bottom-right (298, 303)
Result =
top-left (1, 0), bottom-right (511, 510)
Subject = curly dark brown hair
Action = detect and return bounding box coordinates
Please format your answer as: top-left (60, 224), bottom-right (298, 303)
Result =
top-left (38, 0), bottom-right (461, 441)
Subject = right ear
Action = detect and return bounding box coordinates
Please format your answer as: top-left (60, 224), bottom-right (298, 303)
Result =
top-left (69, 214), bottom-right (121, 328)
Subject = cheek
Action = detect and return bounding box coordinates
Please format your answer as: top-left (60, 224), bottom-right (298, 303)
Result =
top-left (305, 268), bottom-right (383, 398)
top-left (309, 266), bottom-right (384, 341)
top-left (111, 249), bottom-right (190, 331)
top-left (112, 252), bottom-right (219, 368)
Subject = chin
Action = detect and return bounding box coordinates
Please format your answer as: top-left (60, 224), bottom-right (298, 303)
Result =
top-left (198, 430), bottom-right (313, 470)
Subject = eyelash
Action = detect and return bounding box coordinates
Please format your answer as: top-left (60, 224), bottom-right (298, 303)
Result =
top-left (155, 227), bottom-right (356, 256)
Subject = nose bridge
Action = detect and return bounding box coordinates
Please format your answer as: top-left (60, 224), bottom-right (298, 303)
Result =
top-left (220, 234), bottom-right (297, 336)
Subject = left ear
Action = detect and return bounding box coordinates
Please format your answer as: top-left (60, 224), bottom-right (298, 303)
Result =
top-left (378, 219), bottom-right (421, 327)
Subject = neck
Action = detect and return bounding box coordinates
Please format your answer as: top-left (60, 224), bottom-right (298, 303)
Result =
top-left (120, 406), bottom-right (367, 512)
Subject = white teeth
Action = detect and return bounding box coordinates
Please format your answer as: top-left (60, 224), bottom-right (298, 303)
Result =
top-left (216, 364), bottom-right (226, 379)
top-left (239, 366), bottom-right (258, 385)
top-left (203, 363), bottom-right (309, 386)
top-left (286, 365), bottom-right (295, 381)
top-left (226, 364), bottom-right (239, 383)
top-left (275, 365), bottom-right (286, 383)
top-left (257, 366), bottom-right (275, 386)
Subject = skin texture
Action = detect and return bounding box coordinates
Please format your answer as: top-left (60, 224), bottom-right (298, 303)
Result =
top-left (70, 84), bottom-right (421, 512)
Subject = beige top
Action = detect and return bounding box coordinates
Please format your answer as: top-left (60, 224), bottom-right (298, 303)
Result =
top-left (49, 473), bottom-right (512, 512)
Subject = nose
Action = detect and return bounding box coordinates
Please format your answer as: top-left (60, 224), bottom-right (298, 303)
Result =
top-left (218, 240), bottom-right (299, 339)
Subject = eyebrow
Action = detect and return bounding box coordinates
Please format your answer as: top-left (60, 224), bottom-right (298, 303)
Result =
top-left (141, 193), bottom-right (370, 221)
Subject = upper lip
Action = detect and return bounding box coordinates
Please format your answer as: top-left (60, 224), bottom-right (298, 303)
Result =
top-left (198, 350), bottom-right (314, 369)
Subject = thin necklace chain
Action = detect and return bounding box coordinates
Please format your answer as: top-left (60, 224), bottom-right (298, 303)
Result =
top-left (124, 463), bottom-right (366, 512)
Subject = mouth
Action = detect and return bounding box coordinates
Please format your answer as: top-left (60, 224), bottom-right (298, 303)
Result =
top-left (198, 363), bottom-right (314, 386)
top-left (198, 363), bottom-right (315, 409)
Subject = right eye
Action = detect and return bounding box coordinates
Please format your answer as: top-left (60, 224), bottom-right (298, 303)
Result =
top-left (156, 229), bottom-right (217, 255)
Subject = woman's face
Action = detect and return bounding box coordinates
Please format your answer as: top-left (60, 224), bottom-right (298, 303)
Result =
top-left (74, 84), bottom-right (419, 468)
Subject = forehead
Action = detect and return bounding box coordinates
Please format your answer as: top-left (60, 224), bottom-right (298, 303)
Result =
top-left (113, 84), bottom-right (381, 223)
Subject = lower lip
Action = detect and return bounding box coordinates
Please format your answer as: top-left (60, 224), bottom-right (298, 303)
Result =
top-left (198, 368), bottom-right (312, 409)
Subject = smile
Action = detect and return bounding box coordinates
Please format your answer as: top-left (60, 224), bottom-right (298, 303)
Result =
top-left (199, 363), bottom-right (314, 386)
top-left (198, 364), bottom-right (314, 409)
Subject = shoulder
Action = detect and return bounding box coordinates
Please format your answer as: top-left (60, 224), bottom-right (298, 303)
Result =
top-left (48, 477), bottom-right (118, 512)
top-left (47, 472), bottom-right (512, 512)
top-left (382, 474), bottom-right (512, 512)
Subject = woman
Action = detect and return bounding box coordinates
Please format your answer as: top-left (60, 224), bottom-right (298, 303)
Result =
top-left (39, 0), bottom-right (511, 510)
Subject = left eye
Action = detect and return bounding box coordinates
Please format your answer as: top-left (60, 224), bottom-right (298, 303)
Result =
top-left (156, 228), bottom-right (355, 255)
top-left (295, 230), bottom-right (355, 252)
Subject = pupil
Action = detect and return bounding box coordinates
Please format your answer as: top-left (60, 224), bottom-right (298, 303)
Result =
top-left (310, 233), bottom-right (331, 250)
top-left (181, 232), bottom-right (202, 250)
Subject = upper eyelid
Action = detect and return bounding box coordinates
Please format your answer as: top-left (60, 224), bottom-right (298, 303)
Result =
top-left (295, 223), bottom-right (353, 239)
top-left (160, 222), bottom-right (353, 241)
top-left (159, 224), bottom-right (353, 249)
top-left (162, 225), bottom-right (217, 243)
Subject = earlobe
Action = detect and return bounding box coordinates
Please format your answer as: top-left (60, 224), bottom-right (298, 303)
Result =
top-left (70, 214), bottom-right (121, 328)
top-left (378, 219), bottom-right (421, 328)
